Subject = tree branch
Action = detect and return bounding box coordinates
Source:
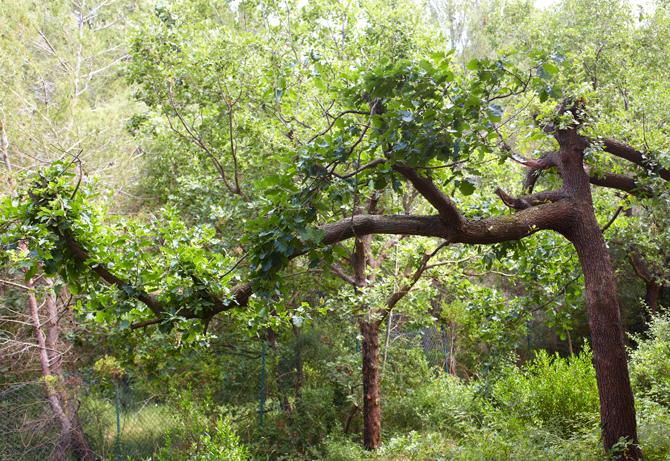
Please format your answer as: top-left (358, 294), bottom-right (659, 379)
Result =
top-left (602, 138), bottom-right (670, 181)
top-left (392, 164), bottom-right (464, 229)
top-left (494, 187), bottom-right (564, 211)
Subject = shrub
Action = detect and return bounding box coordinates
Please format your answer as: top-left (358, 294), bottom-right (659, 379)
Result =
top-left (492, 346), bottom-right (600, 437)
top-left (636, 397), bottom-right (670, 461)
top-left (146, 388), bottom-right (249, 461)
top-left (398, 373), bottom-right (481, 437)
top-left (629, 313), bottom-right (670, 408)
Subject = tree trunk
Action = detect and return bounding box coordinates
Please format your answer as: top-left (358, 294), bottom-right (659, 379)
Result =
top-left (555, 125), bottom-right (642, 459)
top-left (266, 327), bottom-right (294, 423)
top-left (20, 255), bottom-right (97, 461)
top-left (572, 213), bottom-right (641, 458)
top-left (359, 319), bottom-right (381, 450)
top-left (645, 282), bottom-right (659, 318)
top-left (292, 323), bottom-right (304, 399)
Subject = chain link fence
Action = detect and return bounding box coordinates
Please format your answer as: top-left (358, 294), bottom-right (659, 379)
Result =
top-left (0, 326), bottom-right (451, 460)
top-left (0, 378), bottom-right (174, 461)
top-left (1, 381), bottom-right (64, 460)
top-left (389, 327), bottom-right (453, 373)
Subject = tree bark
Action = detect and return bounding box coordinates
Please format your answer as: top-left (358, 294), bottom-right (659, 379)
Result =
top-left (498, 120), bottom-right (644, 459)
top-left (552, 125), bottom-right (642, 459)
top-left (570, 214), bottom-right (640, 456)
top-left (19, 249), bottom-right (97, 461)
top-left (359, 319), bottom-right (381, 450)
top-left (645, 282), bottom-right (660, 318)
top-left (292, 323), bottom-right (304, 398)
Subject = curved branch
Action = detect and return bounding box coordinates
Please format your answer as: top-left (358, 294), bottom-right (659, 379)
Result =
top-left (307, 110), bottom-right (372, 144)
top-left (55, 203), bottom-right (576, 324)
top-left (601, 206), bottom-right (623, 233)
top-left (392, 164), bottom-right (464, 229)
top-left (509, 152), bottom-right (552, 170)
top-left (336, 159), bottom-right (387, 179)
top-left (602, 138), bottom-right (670, 181)
top-left (495, 187), bottom-right (564, 211)
top-left (522, 151), bottom-right (561, 193)
top-left (585, 166), bottom-right (655, 198)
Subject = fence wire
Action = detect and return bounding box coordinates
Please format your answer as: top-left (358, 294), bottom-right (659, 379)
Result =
top-left (390, 327), bottom-right (452, 372)
top-left (0, 326), bottom-right (449, 460)
top-left (0, 381), bottom-right (63, 461)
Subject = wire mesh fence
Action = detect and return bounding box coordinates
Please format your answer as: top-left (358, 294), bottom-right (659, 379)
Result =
top-left (0, 381), bottom-right (64, 461)
top-left (0, 326), bottom-right (451, 460)
top-left (0, 378), bottom-right (174, 461)
top-left (389, 327), bottom-right (452, 373)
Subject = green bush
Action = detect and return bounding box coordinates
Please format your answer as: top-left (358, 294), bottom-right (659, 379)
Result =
top-left (389, 372), bottom-right (481, 437)
top-left (321, 436), bottom-right (367, 461)
top-left (381, 340), bottom-right (435, 432)
top-left (629, 313), bottom-right (670, 408)
top-left (636, 398), bottom-right (670, 461)
top-left (145, 388), bottom-right (249, 461)
top-left (492, 346), bottom-right (600, 437)
top-left (155, 418), bottom-right (249, 461)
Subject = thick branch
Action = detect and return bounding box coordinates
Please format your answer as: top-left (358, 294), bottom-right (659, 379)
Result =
top-left (495, 187), bottom-right (564, 210)
top-left (455, 201), bottom-right (576, 244)
top-left (522, 149), bottom-right (655, 198)
top-left (392, 164), bottom-right (464, 229)
top-left (602, 138), bottom-right (670, 181)
top-left (585, 166), bottom-right (655, 197)
top-left (57, 205), bottom-right (576, 324)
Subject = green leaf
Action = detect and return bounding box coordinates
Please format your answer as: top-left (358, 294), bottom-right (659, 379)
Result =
top-left (24, 264), bottom-right (39, 283)
top-left (488, 104), bottom-right (504, 121)
top-left (543, 62), bottom-right (559, 76)
top-left (459, 178), bottom-right (476, 196)
top-left (466, 59), bottom-right (480, 71)
top-left (333, 245), bottom-right (349, 259)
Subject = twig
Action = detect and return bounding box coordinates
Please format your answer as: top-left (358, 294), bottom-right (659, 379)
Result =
top-left (600, 206), bottom-right (623, 233)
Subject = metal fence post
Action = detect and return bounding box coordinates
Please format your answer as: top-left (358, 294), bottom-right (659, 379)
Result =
top-left (115, 376), bottom-right (121, 461)
top-left (260, 342), bottom-right (266, 427)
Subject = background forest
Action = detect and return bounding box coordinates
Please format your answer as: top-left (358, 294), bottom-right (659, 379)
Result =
top-left (1, 0), bottom-right (670, 460)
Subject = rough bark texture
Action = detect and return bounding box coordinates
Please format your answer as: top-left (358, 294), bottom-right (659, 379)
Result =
top-left (359, 319), bottom-right (381, 450)
top-left (550, 126), bottom-right (641, 459)
top-left (571, 216), bottom-right (640, 457)
top-left (645, 283), bottom-right (660, 318)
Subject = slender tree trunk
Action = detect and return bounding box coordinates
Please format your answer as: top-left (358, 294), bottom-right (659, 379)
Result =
top-left (20, 250), bottom-right (96, 460)
top-left (1, 120), bottom-right (15, 187)
top-left (382, 312), bottom-right (392, 376)
top-left (645, 282), bottom-right (659, 318)
top-left (292, 323), bottom-right (304, 399)
top-left (266, 327), bottom-right (294, 423)
top-left (359, 319), bottom-right (381, 450)
top-left (566, 328), bottom-right (573, 357)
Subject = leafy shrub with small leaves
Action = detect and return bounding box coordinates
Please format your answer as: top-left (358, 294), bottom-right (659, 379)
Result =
top-left (492, 346), bottom-right (599, 437)
top-left (145, 387), bottom-right (249, 461)
top-left (628, 312), bottom-right (670, 408)
top-left (635, 397), bottom-right (670, 461)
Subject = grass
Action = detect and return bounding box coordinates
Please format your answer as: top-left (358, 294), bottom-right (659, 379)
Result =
top-left (79, 394), bottom-right (180, 460)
